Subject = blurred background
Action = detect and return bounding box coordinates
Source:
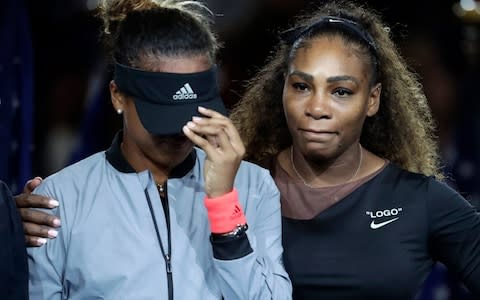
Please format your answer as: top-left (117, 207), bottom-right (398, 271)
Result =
top-left (1, 0), bottom-right (479, 298)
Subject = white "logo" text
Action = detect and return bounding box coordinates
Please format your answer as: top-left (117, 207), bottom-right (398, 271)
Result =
top-left (366, 208), bottom-right (402, 219)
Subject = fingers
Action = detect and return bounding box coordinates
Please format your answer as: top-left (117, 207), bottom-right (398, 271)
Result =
top-left (198, 106), bottom-right (245, 156)
top-left (183, 124), bottom-right (221, 156)
top-left (23, 176), bottom-right (43, 194)
top-left (23, 221), bottom-right (59, 246)
top-left (26, 235), bottom-right (49, 247)
top-left (19, 207), bottom-right (61, 227)
top-left (197, 106), bottom-right (225, 119)
top-left (20, 207), bottom-right (60, 247)
top-left (184, 107), bottom-right (244, 198)
top-left (222, 123), bottom-right (245, 157)
top-left (14, 184), bottom-right (61, 247)
top-left (183, 120), bottom-right (235, 159)
top-left (14, 193), bottom-right (59, 209)
top-left (183, 106), bottom-right (245, 156)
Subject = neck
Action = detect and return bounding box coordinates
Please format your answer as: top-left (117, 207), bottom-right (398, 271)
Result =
top-left (121, 142), bottom-right (169, 183)
top-left (290, 143), bottom-right (363, 188)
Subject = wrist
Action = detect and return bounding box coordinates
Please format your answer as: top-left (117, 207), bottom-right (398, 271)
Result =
top-left (204, 188), bottom-right (247, 234)
top-left (206, 185), bottom-right (234, 199)
top-left (211, 223), bottom-right (248, 240)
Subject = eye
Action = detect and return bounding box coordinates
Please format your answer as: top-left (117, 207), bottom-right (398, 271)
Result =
top-left (332, 88), bottom-right (352, 97)
top-left (292, 82), bottom-right (310, 92)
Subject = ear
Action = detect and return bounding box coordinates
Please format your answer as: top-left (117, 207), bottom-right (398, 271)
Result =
top-left (366, 83), bottom-right (381, 117)
top-left (110, 80), bottom-right (126, 112)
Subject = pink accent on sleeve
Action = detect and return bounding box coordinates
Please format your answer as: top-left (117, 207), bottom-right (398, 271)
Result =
top-left (204, 188), bottom-right (247, 234)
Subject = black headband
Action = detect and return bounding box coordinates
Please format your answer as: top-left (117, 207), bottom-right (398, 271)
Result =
top-left (114, 62), bottom-right (220, 104)
top-left (280, 16), bottom-right (378, 57)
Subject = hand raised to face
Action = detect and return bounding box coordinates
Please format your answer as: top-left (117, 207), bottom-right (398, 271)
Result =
top-left (182, 106), bottom-right (245, 198)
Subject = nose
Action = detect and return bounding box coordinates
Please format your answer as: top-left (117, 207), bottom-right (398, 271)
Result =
top-left (305, 93), bottom-right (332, 120)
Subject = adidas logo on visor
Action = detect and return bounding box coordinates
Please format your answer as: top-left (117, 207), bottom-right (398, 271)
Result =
top-left (173, 83), bottom-right (198, 100)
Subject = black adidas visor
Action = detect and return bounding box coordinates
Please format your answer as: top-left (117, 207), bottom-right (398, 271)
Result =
top-left (114, 63), bottom-right (227, 136)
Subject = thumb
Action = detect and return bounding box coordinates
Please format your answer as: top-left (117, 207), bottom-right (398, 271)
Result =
top-left (24, 177), bottom-right (43, 193)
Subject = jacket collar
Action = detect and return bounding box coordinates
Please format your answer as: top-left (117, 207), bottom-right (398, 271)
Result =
top-left (105, 131), bottom-right (196, 178)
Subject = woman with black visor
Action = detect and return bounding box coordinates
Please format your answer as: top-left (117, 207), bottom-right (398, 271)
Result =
top-left (24, 0), bottom-right (291, 299)
top-left (17, 0), bottom-right (480, 299)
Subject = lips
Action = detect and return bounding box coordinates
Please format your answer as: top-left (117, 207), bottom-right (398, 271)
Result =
top-left (298, 128), bottom-right (337, 141)
top-left (300, 128), bottom-right (337, 135)
top-left (302, 128), bottom-right (335, 134)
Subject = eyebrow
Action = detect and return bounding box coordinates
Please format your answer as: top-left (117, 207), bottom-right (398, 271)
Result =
top-left (326, 75), bottom-right (360, 85)
top-left (288, 71), bottom-right (360, 85)
top-left (288, 70), bottom-right (314, 82)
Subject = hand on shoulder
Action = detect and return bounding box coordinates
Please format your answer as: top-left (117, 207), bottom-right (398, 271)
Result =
top-left (14, 177), bottom-right (61, 247)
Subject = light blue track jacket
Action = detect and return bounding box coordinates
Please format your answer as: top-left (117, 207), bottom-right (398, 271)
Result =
top-left (28, 133), bottom-right (292, 299)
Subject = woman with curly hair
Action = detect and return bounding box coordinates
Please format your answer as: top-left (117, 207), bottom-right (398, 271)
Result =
top-left (230, 1), bottom-right (480, 298)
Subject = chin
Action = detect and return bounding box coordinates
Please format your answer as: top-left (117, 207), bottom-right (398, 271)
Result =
top-left (302, 143), bottom-right (341, 160)
top-left (150, 145), bottom-right (193, 167)
top-left (302, 140), bottom-right (335, 151)
top-left (164, 142), bottom-right (194, 156)
top-left (153, 135), bottom-right (192, 149)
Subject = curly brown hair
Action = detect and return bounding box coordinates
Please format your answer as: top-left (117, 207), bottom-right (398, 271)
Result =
top-left (230, 0), bottom-right (443, 179)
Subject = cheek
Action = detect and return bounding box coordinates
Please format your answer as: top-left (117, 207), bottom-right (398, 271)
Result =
top-left (125, 102), bottom-right (145, 131)
top-left (283, 102), bottom-right (298, 132)
top-left (282, 95), bottom-right (302, 126)
top-left (339, 108), bottom-right (367, 137)
top-left (124, 110), bottom-right (152, 144)
top-left (281, 86), bottom-right (289, 116)
top-left (282, 92), bottom-right (291, 122)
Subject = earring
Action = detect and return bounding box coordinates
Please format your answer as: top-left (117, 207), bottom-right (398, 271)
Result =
top-left (116, 109), bottom-right (123, 115)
